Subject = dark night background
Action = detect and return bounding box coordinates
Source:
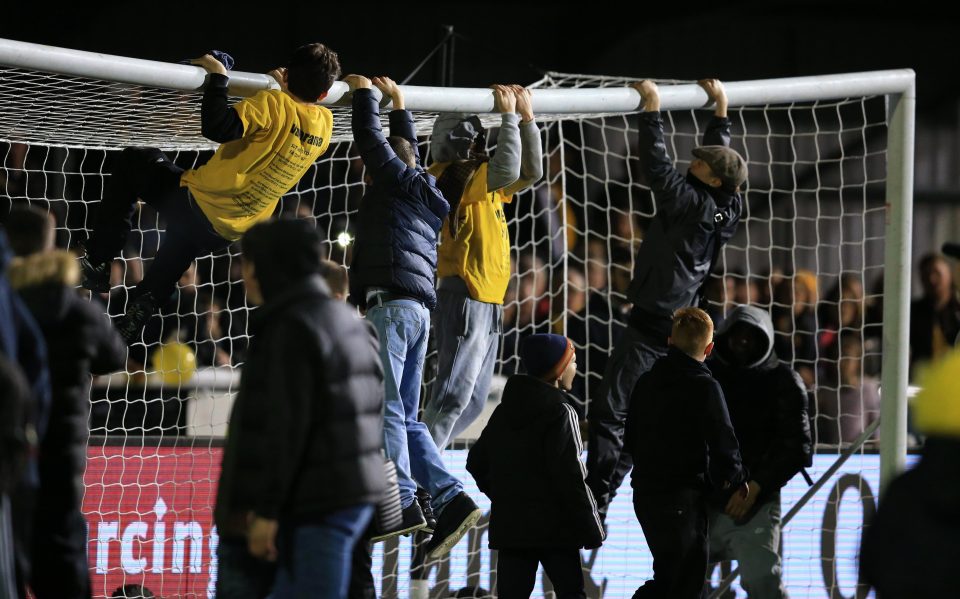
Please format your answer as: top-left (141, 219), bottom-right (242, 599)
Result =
top-left (2, 4), bottom-right (957, 196)
top-left (1, 5), bottom-right (953, 112)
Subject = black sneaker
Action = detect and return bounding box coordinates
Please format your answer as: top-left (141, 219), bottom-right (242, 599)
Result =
top-left (424, 492), bottom-right (481, 559)
top-left (369, 500), bottom-right (427, 543)
top-left (78, 250), bottom-right (111, 293)
top-left (116, 292), bottom-right (160, 344)
top-left (416, 488), bottom-right (437, 535)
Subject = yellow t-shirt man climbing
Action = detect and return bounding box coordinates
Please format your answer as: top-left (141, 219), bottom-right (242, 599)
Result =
top-left (181, 89), bottom-right (332, 241)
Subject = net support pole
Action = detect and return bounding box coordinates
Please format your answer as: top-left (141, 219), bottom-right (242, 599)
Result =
top-left (879, 75), bottom-right (916, 494)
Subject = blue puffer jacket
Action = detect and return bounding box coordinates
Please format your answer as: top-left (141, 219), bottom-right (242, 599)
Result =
top-left (349, 88), bottom-right (450, 309)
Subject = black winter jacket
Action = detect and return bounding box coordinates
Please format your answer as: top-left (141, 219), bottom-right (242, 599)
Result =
top-left (9, 251), bottom-right (126, 494)
top-left (627, 114), bottom-right (743, 340)
top-left (349, 89), bottom-right (450, 310)
top-left (625, 348), bottom-right (746, 494)
top-left (860, 438), bottom-right (960, 599)
top-left (467, 375), bottom-right (605, 549)
top-left (214, 276), bottom-right (386, 537)
top-left (708, 305), bottom-right (812, 511)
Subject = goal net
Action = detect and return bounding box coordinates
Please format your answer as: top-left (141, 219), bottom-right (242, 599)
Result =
top-left (0, 39), bottom-right (913, 599)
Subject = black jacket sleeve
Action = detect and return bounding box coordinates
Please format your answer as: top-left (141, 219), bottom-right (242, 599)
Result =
top-left (636, 112), bottom-right (702, 225)
top-left (253, 320), bottom-right (318, 519)
top-left (466, 426), bottom-right (493, 496)
top-left (622, 374), bottom-right (643, 463)
top-left (79, 300), bottom-right (126, 375)
top-left (701, 115), bottom-right (733, 148)
top-left (388, 108), bottom-right (421, 167)
top-left (546, 404), bottom-right (605, 548)
top-left (351, 88), bottom-right (409, 186)
top-left (752, 368), bottom-right (813, 492)
top-left (701, 379), bottom-right (746, 490)
top-left (201, 73), bottom-right (244, 143)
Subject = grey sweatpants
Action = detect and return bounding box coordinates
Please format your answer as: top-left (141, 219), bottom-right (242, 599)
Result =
top-left (709, 495), bottom-right (789, 599)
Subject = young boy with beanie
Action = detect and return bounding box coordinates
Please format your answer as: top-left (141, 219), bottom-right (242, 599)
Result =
top-left (467, 333), bottom-right (604, 599)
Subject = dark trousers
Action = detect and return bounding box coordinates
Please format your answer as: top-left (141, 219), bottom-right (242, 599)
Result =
top-left (632, 489), bottom-right (709, 599)
top-left (586, 326), bottom-right (667, 516)
top-left (496, 547), bottom-right (586, 599)
top-left (29, 491), bottom-right (89, 599)
top-left (215, 538), bottom-right (276, 599)
top-left (11, 485), bottom-right (33, 599)
top-left (347, 533), bottom-right (375, 599)
top-left (87, 147), bottom-right (228, 303)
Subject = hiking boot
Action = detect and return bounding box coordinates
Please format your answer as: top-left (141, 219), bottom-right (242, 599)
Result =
top-left (424, 492), bottom-right (481, 559)
top-left (78, 248), bottom-right (111, 293)
top-left (416, 488), bottom-right (437, 535)
top-left (369, 501), bottom-right (427, 543)
top-left (116, 292), bottom-right (160, 344)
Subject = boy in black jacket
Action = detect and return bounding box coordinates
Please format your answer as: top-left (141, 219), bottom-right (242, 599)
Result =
top-left (468, 333), bottom-right (605, 599)
top-left (625, 307), bottom-right (747, 599)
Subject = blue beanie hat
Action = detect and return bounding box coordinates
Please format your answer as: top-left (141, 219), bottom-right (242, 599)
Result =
top-left (520, 334), bottom-right (575, 381)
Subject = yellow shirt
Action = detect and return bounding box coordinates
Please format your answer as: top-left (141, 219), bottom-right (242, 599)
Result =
top-left (180, 89), bottom-right (332, 241)
top-left (430, 162), bottom-right (513, 304)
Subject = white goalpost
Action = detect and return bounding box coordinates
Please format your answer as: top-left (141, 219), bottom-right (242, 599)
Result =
top-left (0, 37), bottom-right (914, 599)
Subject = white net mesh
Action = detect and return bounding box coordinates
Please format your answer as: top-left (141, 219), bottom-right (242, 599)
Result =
top-left (0, 63), bottom-right (894, 598)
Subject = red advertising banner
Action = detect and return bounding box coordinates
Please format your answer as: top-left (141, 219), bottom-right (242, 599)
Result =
top-left (82, 444), bottom-right (223, 599)
top-left (80, 443), bottom-right (894, 598)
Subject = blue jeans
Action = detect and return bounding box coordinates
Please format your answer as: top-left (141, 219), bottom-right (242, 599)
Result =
top-left (423, 286), bottom-right (502, 450)
top-left (271, 504), bottom-right (374, 599)
top-left (365, 298), bottom-right (463, 510)
top-left (1, 494), bottom-right (17, 599)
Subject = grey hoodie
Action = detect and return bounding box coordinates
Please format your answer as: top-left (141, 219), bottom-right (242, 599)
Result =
top-left (709, 304), bottom-right (813, 504)
top-left (714, 304), bottom-right (776, 370)
top-left (429, 112), bottom-right (543, 194)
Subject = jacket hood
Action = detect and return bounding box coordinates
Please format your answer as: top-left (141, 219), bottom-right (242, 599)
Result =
top-left (251, 275), bottom-right (330, 329)
top-left (8, 251), bottom-right (80, 290)
top-left (7, 251), bottom-right (80, 327)
top-left (429, 113), bottom-right (483, 163)
top-left (500, 374), bottom-right (569, 430)
top-left (714, 304), bottom-right (775, 369)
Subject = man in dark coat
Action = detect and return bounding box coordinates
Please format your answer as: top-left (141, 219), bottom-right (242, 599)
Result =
top-left (0, 225), bottom-right (50, 599)
top-left (860, 349), bottom-right (960, 599)
top-left (214, 218), bottom-right (386, 599)
top-left (468, 333), bottom-right (604, 598)
top-left (708, 305), bottom-right (812, 598)
top-left (587, 79), bottom-right (747, 521)
top-left (7, 205), bottom-right (126, 599)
